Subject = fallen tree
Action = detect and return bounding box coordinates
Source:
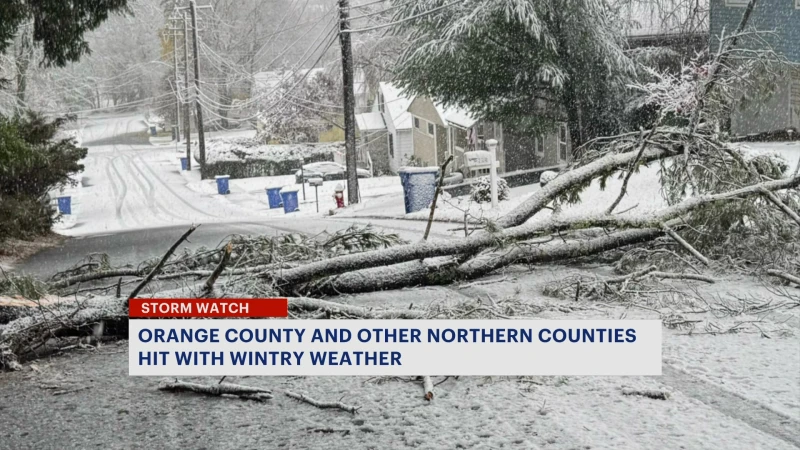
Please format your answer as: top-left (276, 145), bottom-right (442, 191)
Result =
top-left (2, 0), bottom-right (798, 374)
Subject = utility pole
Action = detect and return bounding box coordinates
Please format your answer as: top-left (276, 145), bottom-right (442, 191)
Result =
top-left (189, 0), bottom-right (207, 175)
top-left (171, 17), bottom-right (181, 143)
top-left (183, 11), bottom-right (192, 170)
top-left (338, 0), bottom-right (359, 204)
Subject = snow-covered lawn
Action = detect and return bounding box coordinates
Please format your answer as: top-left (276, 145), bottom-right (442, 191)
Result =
top-left (184, 169), bottom-right (404, 218)
top-left (353, 141), bottom-right (798, 224)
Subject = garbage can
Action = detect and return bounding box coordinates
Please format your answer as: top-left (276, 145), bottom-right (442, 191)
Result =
top-left (280, 189), bottom-right (299, 213)
top-left (398, 167), bottom-right (439, 214)
top-left (265, 187), bottom-right (282, 209)
top-left (150, 126), bottom-right (157, 136)
top-left (57, 196), bottom-right (72, 215)
top-left (180, 157), bottom-right (188, 171)
top-left (215, 175), bottom-right (230, 195)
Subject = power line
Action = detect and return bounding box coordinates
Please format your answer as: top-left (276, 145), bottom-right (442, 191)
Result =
top-left (342, 0), bottom-right (462, 34)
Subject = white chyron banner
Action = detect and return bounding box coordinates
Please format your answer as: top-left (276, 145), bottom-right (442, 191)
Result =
top-left (129, 319), bottom-right (662, 376)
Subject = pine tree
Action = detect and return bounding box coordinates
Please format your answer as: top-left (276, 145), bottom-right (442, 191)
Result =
top-left (390, 0), bottom-right (635, 148)
top-left (0, 0), bottom-right (129, 68)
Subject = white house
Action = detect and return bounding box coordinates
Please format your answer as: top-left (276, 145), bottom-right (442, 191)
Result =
top-left (375, 82), bottom-right (415, 173)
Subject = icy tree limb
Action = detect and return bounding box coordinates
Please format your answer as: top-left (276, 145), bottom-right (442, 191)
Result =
top-left (285, 390), bottom-right (360, 414)
top-left (661, 222), bottom-right (709, 266)
top-left (766, 269), bottom-right (800, 286)
top-left (604, 266), bottom-right (658, 284)
top-left (607, 128), bottom-right (656, 215)
top-left (201, 242), bottom-right (232, 296)
top-left (497, 147), bottom-right (670, 228)
top-left (276, 175), bottom-right (798, 288)
top-left (424, 155), bottom-right (453, 241)
top-left (299, 258), bottom-right (459, 296)
top-left (688, 0), bottom-right (757, 134)
top-left (422, 375), bottom-right (434, 401)
top-left (455, 229), bottom-right (665, 280)
top-left (159, 380), bottom-right (273, 402)
top-left (650, 272), bottom-right (716, 283)
top-left (127, 225), bottom-right (198, 305)
top-left (760, 188), bottom-right (800, 228)
top-left (52, 268), bottom-right (142, 289)
top-left (289, 297), bottom-right (425, 319)
top-left (622, 387), bottom-right (670, 400)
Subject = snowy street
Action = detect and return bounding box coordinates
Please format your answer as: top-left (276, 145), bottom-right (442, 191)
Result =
top-left (22, 114), bottom-right (456, 277)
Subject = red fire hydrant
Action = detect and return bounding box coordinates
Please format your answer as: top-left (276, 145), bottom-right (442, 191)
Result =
top-left (334, 184), bottom-right (345, 208)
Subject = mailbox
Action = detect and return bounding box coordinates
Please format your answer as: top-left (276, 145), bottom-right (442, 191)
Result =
top-left (309, 177), bottom-right (323, 187)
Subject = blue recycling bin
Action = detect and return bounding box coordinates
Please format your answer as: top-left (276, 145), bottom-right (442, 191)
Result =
top-left (180, 157), bottom-right (188, 171)
top-left (280, 189), bottom-right (299, 213)
top-left (215, 175), bottom-right (230, 195)
top-left (57, 196), bottom-right (72, 215)
top-left (398, 167), bottom-right (439, 214)
top-left (266, 187), bottom-right (282, 209)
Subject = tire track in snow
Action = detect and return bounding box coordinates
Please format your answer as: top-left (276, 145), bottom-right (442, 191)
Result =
top-left (124, 153), bottom-right (186, 224)
top-left (134, 151), bottom-right (226, 220)
top-left (661, 365), bottom-right (800, 448)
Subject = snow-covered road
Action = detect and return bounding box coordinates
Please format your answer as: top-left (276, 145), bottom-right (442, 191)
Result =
top-left (20, 114), bottom-right (456, 276)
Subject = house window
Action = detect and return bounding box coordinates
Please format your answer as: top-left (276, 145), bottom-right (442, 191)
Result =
top-left (535, 135), bottom-right (544, 154)
top-left (388, 134), bottom-right (394, 159)
top-left (725, 0), bottom-right (749, 6)
top-left (414, 117), bottom-right (420, 129)
top-left (797, 0), bottom-right (800, 8)
top-left (558, 123), bottom-right (568, 162)
top-left (378, 93), bottom-right (385, 113)
top-left (427, 122), bottom-right (435, 135)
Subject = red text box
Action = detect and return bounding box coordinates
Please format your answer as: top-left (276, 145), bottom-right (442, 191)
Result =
top-left (129, 298), bottom-right (288, 318)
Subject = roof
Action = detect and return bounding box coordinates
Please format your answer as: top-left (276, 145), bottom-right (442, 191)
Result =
top-left (379, 82), bottom-right (414, 130)
top-left (436, 104), bottom-right (477, 129)
top-left (355, 112), bottom-right (386, 132)
top-left (617, 0), bottom-right (709, 38)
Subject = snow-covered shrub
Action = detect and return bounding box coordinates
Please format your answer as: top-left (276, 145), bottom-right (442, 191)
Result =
top-left (470, 176), bottom-right (510, 203)
top-left (539, 170), bottom-right (558, 186)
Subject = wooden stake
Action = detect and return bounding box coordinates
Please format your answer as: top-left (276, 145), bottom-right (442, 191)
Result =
top-left (424, 155), bottom-right (454, 241)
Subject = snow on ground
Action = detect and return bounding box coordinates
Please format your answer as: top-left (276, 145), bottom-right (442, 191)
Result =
top-left (737, 141), bottom-right (800, 170)
top-left (2, 267), bottom-right (798, 449)
top-left (184, 170), bottom-right (404, 219)
top-left (336, 162), bottom-right (666, 224)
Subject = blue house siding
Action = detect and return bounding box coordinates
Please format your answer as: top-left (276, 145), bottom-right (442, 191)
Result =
top-left (709, 0), bottom-right (800, 62)
top-left (710, 0), bottom-right (800, 135)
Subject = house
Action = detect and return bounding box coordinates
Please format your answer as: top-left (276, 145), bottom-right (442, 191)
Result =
top-left (620, 0), bottom-right (708, 48)
top-left (503, 123), bottom-right (572, 171)
top-left (354, 82), bottom-right (415, 174)
top-left (354, 111), bottom-right (389, 174)
top-left (710, 0), bottom-right (800, 135)
top-left (407, 96), bottom-right (507, 174)
top-left (375, 82), bottom-right (415, 172)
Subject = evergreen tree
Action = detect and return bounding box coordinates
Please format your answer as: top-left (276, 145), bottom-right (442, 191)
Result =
top-left (390, 0), bottom-right (635, 148)
top-left (0, 0), bottom-right (129, 67)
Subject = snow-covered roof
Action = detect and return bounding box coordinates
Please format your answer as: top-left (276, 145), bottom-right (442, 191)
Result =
top-left (618, 0), bottom-right (709, 38)
top-left (355, 112), bottom-right (387, 132)
top-left (436, 104), bottom-right (477, 129)
top-left (379, 82), bottom-right (414, 130)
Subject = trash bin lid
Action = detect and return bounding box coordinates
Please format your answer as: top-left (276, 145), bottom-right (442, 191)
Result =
top-left (399, 166), bottom-right (439, 174)
top-left (214, 175), bottom-right (230, 179)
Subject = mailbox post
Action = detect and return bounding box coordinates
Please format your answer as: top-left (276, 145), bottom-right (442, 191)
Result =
top-left (486, 139), bottom-right (499, 208)
top-left (309, 177), bottom-right (323, 212)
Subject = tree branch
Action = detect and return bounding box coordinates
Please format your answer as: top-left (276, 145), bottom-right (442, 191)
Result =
top-left (127, 225), bottom-right (198, 305)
